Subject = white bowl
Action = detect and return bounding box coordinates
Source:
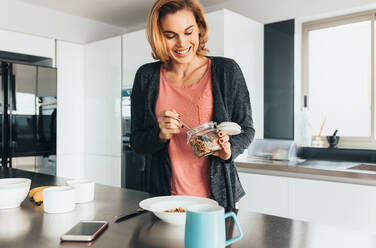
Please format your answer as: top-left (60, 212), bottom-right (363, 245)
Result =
top-left (140, 196), bottom-right (218, 225)
top-left (0, 178), bottom-right (31, 209)
top-left (43, 186), bottom-right (76, 214)
top-left (66, 179), bottom-right (95, 203)
top-left (152, 210), bottom-right (186, 225)
top-left (136, 219), bottom-right (185, 247)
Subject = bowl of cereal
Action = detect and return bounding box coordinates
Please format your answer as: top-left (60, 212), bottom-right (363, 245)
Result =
top-left (139, 196), bottom-right (218, 225)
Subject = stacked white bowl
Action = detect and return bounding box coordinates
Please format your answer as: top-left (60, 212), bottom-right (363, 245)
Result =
top-left (66, 179), bottom-right (95, 203)
top-left (42, 180), bottom-right (95, 214)
top-left (0, 178), bottom-right (31, 209)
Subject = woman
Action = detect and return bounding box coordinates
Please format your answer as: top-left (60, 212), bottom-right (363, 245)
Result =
top-left (130, 0), bottom-right (254, 210)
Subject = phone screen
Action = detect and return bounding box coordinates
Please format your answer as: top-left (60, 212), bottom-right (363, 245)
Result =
top-left (61, 221), bottom-right (108, 241)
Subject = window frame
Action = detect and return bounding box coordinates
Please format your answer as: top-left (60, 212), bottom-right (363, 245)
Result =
top-left (302, 10), bottom-right (376, 149)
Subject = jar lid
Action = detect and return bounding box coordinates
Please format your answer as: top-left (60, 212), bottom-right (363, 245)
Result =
top-left (217, 122), bottom-right (242, 135)
top-left (187, 121), bottom-right (216, 136)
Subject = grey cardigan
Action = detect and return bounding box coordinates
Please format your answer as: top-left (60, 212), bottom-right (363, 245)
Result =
top-left (130, 56), bottom-right (255, 209)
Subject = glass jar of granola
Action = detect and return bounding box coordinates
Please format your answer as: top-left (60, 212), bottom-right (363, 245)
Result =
top-left (187, 122), bottom-right (221, 158)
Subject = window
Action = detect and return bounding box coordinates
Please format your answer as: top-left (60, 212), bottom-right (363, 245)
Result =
top-left (302, 11), bottom-right (375, 149)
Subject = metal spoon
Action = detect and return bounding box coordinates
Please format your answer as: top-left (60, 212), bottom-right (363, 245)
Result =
top-left (178, 119), bottom-right (192, 131)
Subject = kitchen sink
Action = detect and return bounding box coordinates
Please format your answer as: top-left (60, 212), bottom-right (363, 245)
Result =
top-left (347, 164), bottom-right (376, 172)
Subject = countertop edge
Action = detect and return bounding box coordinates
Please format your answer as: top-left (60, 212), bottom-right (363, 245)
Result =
top-left (235, 161), bottom-right (376, 186)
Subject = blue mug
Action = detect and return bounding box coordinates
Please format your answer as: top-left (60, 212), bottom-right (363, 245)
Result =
top-left (185, 204), bottom-right (243, 248)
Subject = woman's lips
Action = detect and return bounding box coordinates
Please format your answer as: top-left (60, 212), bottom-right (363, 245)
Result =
top-left (174, 47), bottom-right (191, 57)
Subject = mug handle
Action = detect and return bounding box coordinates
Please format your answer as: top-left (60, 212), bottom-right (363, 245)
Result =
top-left (225, 212), bottom-right (243, 246)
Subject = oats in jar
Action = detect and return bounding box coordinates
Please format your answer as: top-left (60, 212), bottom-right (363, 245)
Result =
top-left (187, 122), bottom-right (221, 158)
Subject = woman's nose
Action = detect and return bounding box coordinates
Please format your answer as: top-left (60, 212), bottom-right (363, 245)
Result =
top-left (176, 34), bottom-right (186, 46)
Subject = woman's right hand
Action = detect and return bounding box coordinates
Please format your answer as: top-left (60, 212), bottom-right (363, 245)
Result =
top-left (157, 109), bottom-right (182, 143)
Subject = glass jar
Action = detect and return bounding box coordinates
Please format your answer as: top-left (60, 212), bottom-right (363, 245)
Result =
top-left (187, 122), bottom-right (221, 158)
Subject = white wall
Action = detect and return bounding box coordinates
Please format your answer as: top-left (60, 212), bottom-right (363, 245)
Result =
top-left (84, 36), bottom-right (122, 187)
top-left (56, 41), bottom-right (85, 179)
top-left (0, 0), bottom-right (125, 44)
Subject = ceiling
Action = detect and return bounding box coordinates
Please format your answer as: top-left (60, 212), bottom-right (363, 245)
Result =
top-left (17, 0), bottom-right (376, 31)
top-left (16, 0), bottom-right (229, 30)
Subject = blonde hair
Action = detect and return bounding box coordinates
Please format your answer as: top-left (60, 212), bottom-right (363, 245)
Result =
top-left (146, 0), bottom-right (209, 64)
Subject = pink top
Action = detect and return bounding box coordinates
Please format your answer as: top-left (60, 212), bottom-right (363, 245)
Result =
top-left (155, 59), bottom-right (213, 198)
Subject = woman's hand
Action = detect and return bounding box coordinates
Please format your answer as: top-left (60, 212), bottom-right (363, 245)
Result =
top-left (213, 131), bottom-right (232, 161)
top-left (157, 109), bottom-right (182, 143)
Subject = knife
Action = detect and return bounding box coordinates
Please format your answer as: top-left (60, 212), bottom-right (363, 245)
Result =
top-left (115, 208), bottom-right (147, 223)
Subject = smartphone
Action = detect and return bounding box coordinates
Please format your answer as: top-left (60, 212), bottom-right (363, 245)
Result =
top-left (60, 221), bottom-right (109, 242)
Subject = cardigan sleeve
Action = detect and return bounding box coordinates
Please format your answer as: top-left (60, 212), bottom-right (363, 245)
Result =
top-left (228, 61), bottom-right (255, 160)
top-left (130, 67), bottom-right (167, 155)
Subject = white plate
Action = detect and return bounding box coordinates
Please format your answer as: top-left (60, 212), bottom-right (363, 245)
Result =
top-left (139, 196), bottom-right (218, 225)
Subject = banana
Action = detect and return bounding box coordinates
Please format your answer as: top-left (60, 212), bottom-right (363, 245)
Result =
top-left (33, 190), bottom-right (45, 204)
top-left (28, 186), bottom-right (53, 201)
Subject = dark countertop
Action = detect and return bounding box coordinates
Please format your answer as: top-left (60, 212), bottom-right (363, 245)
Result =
top-left (235, 156), bottom-right (376, 186)
top-left (1, 167), bottom-right (376, 248)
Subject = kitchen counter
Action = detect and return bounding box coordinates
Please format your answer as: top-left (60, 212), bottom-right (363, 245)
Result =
top-left (2, 168), bottom-right (376, 248)
top-left (235, 156), bottom-right (376, 186)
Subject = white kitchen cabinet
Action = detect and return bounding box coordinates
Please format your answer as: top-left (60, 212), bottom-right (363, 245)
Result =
top-left (289, 178), bottom-right (376, 233)
top-left (206, 9), bottom-right (264, 139)
top-left (84, 36), bottom-right (122, 187)
top-left (239, 170), bottom-right (376, 233)
top-left (58, 36), bottom-right (123, 186)
top-left (56, 41), bottom-right (85, 179)
top-left (122, 30), bottom-right (154, 89)
top-left (238, 172), bottom-right (289, 218)
top-left (0, 29), bottom-right (55, 62)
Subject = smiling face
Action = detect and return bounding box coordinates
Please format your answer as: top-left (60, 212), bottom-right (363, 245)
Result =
top-left (160, 9), bottom-right (200, 65)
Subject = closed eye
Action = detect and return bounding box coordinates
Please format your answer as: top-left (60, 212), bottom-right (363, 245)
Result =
top-left (165, 34), bottom-right (175, 39)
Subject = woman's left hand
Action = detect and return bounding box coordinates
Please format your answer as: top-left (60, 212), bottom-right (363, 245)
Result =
top-left (213, 131), bottom-right (232, 161)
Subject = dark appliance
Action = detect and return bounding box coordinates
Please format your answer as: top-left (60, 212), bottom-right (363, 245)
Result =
top-left (122, 88), bottom-right (149, 192)
top-left (0, 60), bottom-right (57, 174)
top-left (123, 117), bottom-right (150, 192)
